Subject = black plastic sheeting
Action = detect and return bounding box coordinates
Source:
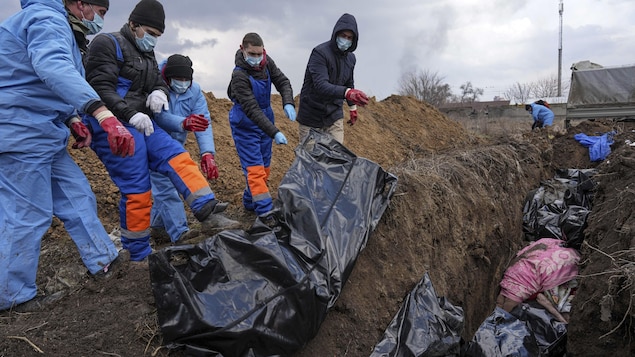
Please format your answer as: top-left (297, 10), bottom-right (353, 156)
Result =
top-left (370, 272), bottom-right (464, 357)
top-left (522, 168), bottom-right (597, 249)
top-left (148, 130), bottom-right (398, 356)
top-left (463, 301), bottom-right (568, 357)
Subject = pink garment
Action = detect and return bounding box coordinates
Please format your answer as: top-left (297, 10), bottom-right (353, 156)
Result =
top-left (500, 238), bottom-right (580, 303)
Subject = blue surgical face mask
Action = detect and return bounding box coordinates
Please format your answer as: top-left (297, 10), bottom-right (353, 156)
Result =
top-left (135, 27), bottom-right (158, 52)
top-left (82, 5), bottom-right (104, 35)
top-left (336, 36), bottom-right (352, 51)
top-left (170, 79), bottom-right (191, 94)
top-left (244, 53), bottom-right (263, 67)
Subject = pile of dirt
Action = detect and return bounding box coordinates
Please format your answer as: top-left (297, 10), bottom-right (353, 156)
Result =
top-left (1, 94), bottom-right (632, 356)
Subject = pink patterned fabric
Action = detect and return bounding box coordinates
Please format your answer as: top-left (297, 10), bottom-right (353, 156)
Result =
top-left (500, 238), bottom-right (580, 303)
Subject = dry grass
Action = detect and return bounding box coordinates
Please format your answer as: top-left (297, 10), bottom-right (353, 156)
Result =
top-left (580, 241), bottom-right (635, 339)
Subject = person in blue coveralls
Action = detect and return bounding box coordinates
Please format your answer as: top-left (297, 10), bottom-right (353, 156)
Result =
top-left (227, 32), bottom-right (296, 220)
top-left (0, 0), bottom-right (135, 311)
top-left (526, 101), bottom-right (554, 129)
top-left (152, 54), bottom-right (219, 243)
top-left (84, 0), bottom-right (239, 262)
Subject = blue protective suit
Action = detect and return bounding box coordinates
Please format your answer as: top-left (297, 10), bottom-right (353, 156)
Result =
top-left (0, 0), bottom-right (118, 310)
top-left (151, 60), bottom-right (215, 242)
top-left (529, 103), bottom-right (554, 128)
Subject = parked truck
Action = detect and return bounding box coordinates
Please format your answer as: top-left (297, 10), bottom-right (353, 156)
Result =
top-left (566, 61), bottom-right (635, 128)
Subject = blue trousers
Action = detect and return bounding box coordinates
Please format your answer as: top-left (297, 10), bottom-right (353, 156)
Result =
top-left (0, 146), bottom-right (118, 310)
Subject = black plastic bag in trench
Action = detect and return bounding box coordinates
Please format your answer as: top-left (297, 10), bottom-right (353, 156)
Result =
top-left (463, 301), bottom-right (568, 357)
top-left (148, 130), bottom-right (398, 356)
top-left (521, 168), bottom-right (596, 248)
top-left (370, 272), bottom-right (464, 357)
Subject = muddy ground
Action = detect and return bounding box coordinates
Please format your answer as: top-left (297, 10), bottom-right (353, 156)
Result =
top-left (1, 94), bottom-right (633, 356)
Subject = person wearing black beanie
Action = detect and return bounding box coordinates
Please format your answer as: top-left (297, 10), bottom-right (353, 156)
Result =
top-left (129, 0), bottom-right (165, 33)
top-left (164, 54), bottom-right (194, 81)
top-left (83, 0), bottom-right (240, 262)
top-left (151, 54), bottom-right (224, 244)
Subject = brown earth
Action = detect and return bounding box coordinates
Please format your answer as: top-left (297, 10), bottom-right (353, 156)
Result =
top-left (1, 94), bottom-right (633, 356)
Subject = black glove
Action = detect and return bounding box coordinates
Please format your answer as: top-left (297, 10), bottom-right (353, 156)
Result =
top-left (531, 121), bottom-right (539, 130)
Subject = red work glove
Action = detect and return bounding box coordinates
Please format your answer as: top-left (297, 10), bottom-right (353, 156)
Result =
top-left (345, 88), bottom-right (369, 106)
top-left (98, 115), bottom-right (135, 157)
top-left (200, 153), bottom-right (219, 180)
top-left (182, 114), bottom-right (209, 132)
top-left (69, 119), bottom-right (92, 149)
top-left (347, 109), bottom-right (358, 126)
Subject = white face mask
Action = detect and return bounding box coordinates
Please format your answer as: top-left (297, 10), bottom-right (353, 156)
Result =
top-left (81, 5), bottom-right (104, 35)
top-left (170, 79), bottom-right (191, 94)
top-left (243, 53), bottom-right (263, 67)
top-left (135, 27), bottom-right (158, 52)
top-left (336, 36), bottom-right (352, 51)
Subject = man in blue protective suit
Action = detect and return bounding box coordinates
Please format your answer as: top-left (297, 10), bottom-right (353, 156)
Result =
top-left (0, 0), bottom-right (136, 311)
top-left (84, 0), bottom-right (240, 261)
top-left (151, 54), bottom-right (219, 243)
top-left (227, 32), bottom-right (296, 220)
top-left (297, 13), bottom-right (369, 144)
top-left (526, 102), bottom-right (554, 129)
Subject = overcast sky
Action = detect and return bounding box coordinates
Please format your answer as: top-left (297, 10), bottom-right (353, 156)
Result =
top-left (2, 0), bottom-right (635, 101)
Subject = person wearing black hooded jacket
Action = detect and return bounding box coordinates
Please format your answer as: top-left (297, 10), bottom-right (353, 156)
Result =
top-left (297, 13), bottom-right (369, 144)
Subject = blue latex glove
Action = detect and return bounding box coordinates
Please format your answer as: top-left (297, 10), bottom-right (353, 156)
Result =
top-left (283, 104), bottom-right (296, 121)
top-left (274, 132), bottom-right (287, 145)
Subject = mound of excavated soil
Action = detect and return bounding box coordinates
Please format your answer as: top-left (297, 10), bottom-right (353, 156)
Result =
top-left (1, 94), bottom-right (632, 356)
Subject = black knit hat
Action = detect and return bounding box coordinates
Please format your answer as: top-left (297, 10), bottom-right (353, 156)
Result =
top-left (164, 54), bottom-right (193, 80)
top-left (82, 0), bottom-right (109, 10)
top-left (129, 0), bottom-right (165, 33)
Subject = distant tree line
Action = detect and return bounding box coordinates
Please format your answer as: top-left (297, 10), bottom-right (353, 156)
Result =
top-left (398, 70), bottom-right (569, 107)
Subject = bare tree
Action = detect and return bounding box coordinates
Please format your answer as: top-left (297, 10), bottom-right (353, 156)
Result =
top-left (458, 81), bottom-right (484, 102)
top-left (504, 82), bottom-right (533, 104)
top-left (397, 69), bottom-right (453, 107)
top-left (532, 74), bottom-right (560, 98)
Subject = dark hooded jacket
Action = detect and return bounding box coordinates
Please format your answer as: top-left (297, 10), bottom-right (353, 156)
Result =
top-left (297, 13), bottom-right (358, 128)
top-left (227, 49), bottom-right (294, 138)
top-left (85, 23), bottom-right (168, 123)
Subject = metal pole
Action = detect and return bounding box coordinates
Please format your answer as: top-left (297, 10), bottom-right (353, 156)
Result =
top-left (558, 0), bottom-right (563, 96)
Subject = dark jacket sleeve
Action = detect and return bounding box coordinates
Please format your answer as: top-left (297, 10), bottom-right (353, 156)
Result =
top-left (308, 47), bottom-right (347, 99)
top-left (229, 69), bottom-right (280, 138)
top-left (267, 56), bottom-right (294, 107)
top-left (85, 34), bottom-right (135, 122)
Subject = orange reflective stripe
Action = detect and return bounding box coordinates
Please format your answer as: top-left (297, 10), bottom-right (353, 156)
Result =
top-left (246, 165), bottom-right (269, 196)
top-left (170, 152), bottom-right (208, 193)
top-left (125, 191), bottom-right (152, 231)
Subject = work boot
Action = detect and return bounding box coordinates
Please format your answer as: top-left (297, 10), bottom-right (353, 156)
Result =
top-left (10, 291), bottom-right (67, 313)
top-left (150, 226), bottom-right (171, 245)
top-left (173, 229), bottom-right (201, 245)
top-left (202, 212), bottom-right (241, 230)
top-left (90, 253), bottom-right (127, 280)
top-left (194, 199), bottom-right (229, 222)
